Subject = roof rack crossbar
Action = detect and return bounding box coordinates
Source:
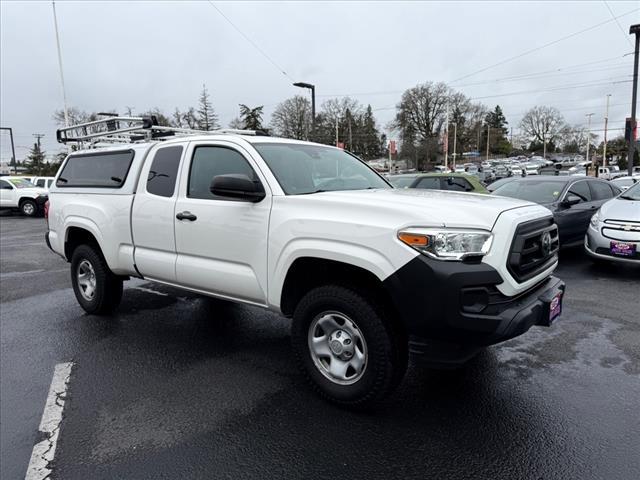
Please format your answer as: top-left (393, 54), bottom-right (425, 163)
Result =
top-left (56, 115), bottom-right (268, 146)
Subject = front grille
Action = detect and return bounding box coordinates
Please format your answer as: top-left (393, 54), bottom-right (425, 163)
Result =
top-left (507, 217), bottom-right (559, 283)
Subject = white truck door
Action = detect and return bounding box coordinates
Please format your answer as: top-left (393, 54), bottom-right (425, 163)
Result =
top-left (0, 179), bottom-right (16, 207)
top-left (174, 142), bottom-right (271, 305)
top-left (132, 144), bottom-right (186, 282)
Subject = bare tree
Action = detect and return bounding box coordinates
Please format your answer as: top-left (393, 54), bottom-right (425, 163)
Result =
top-left (519, 106), bottom-right (566, 147)
top-left (270, 95), bottom-right (312, 140)
top-left (394, 82), bottom-right (451, 142)
top-left (228, 117), bottom-right (244, 129)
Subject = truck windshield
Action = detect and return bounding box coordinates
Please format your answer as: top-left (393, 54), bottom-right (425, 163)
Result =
top-left (253, 143), bottom-right (390, 195)
top-left (493, 180), bottom-right (566, 204)
top-left (8, 178), bottom-right (34, 189)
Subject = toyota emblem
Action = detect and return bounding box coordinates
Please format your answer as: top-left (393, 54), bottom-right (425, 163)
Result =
top-left (541, 231), bottom-right (552, 256)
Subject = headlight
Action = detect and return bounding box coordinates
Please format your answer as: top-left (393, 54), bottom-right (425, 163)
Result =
top-left (589, 212), bottom-right (600, 229)
top-left (398, 228), bottom-right (493, 261)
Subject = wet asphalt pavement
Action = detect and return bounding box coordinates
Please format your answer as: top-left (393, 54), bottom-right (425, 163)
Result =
top-left (1, 214), bottom-right (639, 480)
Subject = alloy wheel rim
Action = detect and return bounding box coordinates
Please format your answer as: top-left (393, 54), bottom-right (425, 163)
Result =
top-left (77, 260), bottom-right (97, 301)
top-left (23, 203), bottom-right (35, 215)
top-left (308, 311), bottom-right (368, 385)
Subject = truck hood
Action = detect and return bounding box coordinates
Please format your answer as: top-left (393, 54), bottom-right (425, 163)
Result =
top-left (295, 188), bottom-right (544, 230)
top-left (19, 187), bottom-right (48, 196)
top-left (599, 196), bottom-right (640, 222)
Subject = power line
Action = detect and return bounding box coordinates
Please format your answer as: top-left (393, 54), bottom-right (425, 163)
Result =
top-left (372, 78), bottom-right (630, 111)
top-left (449, 6), bottom-right (640, 84)
top-left (603, 1), bottom-right (634, 49)
top-left (469, 78), bottom-right (631, 101)
top-left (316, 55), bottom-right (633, 98)
top-left (206, 1), bottom-right (294, 82)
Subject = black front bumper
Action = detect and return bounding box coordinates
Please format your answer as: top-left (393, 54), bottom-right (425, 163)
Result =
top-left (383, 255), bottom-right (565, 351)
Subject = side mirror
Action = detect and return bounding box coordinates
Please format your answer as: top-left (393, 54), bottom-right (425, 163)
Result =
top-left (210, 174), bottom-right (265, 202)
top-left (561, 194), bottom-right (581, 207)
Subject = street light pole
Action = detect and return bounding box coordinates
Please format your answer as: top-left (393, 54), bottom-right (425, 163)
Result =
top-left (0, 127), bottom-right (17, 174)
top-left (603, 94), bottom-right (611, 168)
top-left (52, 1), bottom-right (69, 127)
top-left (293, 82), bottom-right (315, 141)
top-left (628, 24), bottom-right (639, 176)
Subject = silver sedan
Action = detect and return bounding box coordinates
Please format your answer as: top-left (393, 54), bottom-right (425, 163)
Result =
top-left (585, 181), bottom-right (640, 264)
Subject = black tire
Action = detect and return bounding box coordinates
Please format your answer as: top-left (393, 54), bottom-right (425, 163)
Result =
top-left (20, 199), bottom-right (37, 217)
top-left (291, 285), bottom-right (407, 408)
top-left (70, 244), bottom-right (123, 315)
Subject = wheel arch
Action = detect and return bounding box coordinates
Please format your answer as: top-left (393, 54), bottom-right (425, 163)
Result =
top-left (279, 257), bottom-right (401, 324)
top-left (63, 220), bottom-right (105, 262)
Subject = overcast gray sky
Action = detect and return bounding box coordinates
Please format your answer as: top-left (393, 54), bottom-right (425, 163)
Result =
top-left (1, 0), bottom-right (638, 160)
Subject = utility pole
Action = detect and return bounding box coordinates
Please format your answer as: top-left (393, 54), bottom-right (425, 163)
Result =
top-left (543, 133), bottom-right (547, 160)
top-left (510, 127), bottom-right (513, 145)
top-left (603, 94), bottom-right (611, 168)
top-left (348, 113), bottom-right (353, 151)
top-left (444, 103), bottom-right (449, 166)
top-left (52, 1), bottom-right (69, 127)
top-left (0, 127), bottom-right (17, 174)
top-left (486, 126), bottom-right (490, 161)
top-left (32, 134), bottom-right (45, 172)
top-left (452, 122), bottom-right (457, 171)
top-left (585, 113), bottom-right (594, 168)
top-left (335, 117), bottom-right (339, 147)
top-left (628, 24), bottom-right (639, 176)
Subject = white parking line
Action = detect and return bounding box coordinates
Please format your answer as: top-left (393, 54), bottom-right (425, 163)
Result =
top-left (25, 362), bottom-right (74, 480)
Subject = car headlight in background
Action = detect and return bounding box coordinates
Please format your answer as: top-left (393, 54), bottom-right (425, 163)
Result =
top-left (589, 211), bottom-right (600, 229)
top-left (398, 228), bottom-right (493, 261)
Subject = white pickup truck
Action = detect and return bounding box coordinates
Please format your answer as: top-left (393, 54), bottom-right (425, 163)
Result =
top-left (46, 118), bottom-right (565, 407)
top-left (0, 177), bottom-right (49, 216)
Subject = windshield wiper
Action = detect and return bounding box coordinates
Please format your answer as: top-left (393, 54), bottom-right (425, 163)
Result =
top-left (298, 189), bottom-right (328, 195)
top-left (57, 177), bottom-right (68, 183)
top-left (619, 195), bottom-right (637, 200)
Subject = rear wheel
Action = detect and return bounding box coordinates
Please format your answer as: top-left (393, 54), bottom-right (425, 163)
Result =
top-left (20, 200), bottom-right (37, 217)
top-left (70, 244), bottom-right (123, 315)
top-left (291, 285), bottom-right (406, 408)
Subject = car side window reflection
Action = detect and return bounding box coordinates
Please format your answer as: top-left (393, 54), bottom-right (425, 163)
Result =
top-left (566, 181), bottom-right (591, 202)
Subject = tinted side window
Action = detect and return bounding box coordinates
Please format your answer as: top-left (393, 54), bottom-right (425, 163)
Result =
top-left (146, 146), bottom-right (183, 197)
top-left (444, 177), bottom-right (472, 192)
top-left (57, 150), bottom-right (134, 188)
top-left (0, 179), bottom-right (12, 189)
top-left (188, 146), bottom-right (258, 200)
top-left (47, 179), bottom-right (54, 188)
top-left (415, 177), bottom-right (441, 189)
top-left (566, 181), bottom-right (591, 202)
top-left (589, 181), bottom-right (615, 200)
top-left (36, 179), bottom-right (45, 187)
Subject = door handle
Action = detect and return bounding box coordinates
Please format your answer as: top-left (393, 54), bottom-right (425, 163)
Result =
top-left (176, 211), bottom-right (197, 221)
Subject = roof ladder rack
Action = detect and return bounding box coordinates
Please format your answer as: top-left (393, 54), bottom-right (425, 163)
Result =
top-left (56, 115), bottom-right (269, 146)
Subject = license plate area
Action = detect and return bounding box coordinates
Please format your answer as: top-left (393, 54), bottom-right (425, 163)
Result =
top-left (610, 241), bottom-right (636, 257)
top-left (548, 291), bottom-right (562, 324)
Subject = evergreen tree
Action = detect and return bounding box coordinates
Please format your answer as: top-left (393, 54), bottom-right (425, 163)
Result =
top-left (197, 84), bottom-right (219, 131)
top-left (26, 142), bottom-right (46, 175)
top-left (239, 104), bottom-right (264, 130)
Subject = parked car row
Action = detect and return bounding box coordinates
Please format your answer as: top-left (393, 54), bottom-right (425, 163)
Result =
top-left (388, 171), bottom-right (637, 265)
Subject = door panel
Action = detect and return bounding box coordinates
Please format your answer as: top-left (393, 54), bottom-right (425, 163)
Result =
top-left (0, 180), bottom-right (16, 207)
top-left (556, 180), bottom-right (595, 245)
top-left (132, 144), bottom-right (185, 281)
top-left (174, 143), bottom-right (271, 304)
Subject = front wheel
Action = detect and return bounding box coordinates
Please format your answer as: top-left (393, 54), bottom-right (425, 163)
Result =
top-left (20, 200), bottom-right (37, 217)
top-left (291, 285), bottom-right (406, 408)
top-left (70, 244), bottom-right (123, 315)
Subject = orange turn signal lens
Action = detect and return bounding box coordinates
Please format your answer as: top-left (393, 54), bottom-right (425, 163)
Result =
top-left (398, 233), bottom-right (429, 247)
